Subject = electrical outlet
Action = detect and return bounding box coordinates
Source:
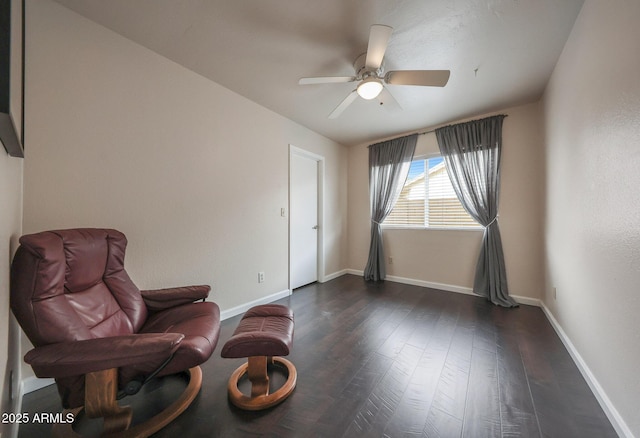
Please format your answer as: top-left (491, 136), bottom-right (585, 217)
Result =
top-left (258, 272), bottom-right (265, 283)
top-left (388, 257), bottom-right (393, 265)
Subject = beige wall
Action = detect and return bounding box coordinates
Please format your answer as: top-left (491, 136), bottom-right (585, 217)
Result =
top-left (0, 128), bottom-right (23, 438)
top-left (0, 0), bottom-right (24, 434)
top-left (23, 0), bottom-right (347, 312)
top-left (542, 1), bottom-right (640, 436)
top-left (348, 101), bottom-right (545, 301)
top-left (0, 153), bottom-right (23, 438)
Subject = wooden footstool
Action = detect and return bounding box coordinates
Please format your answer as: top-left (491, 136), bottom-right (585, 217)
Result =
top-left (221, 304), bottom-right (296, 410)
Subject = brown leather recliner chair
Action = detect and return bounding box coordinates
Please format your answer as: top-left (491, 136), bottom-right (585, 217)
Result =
top-left (10, 228), bottom-right (220, 437)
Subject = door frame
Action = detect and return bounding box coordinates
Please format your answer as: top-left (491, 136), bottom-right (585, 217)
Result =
top-left (289, 144), bottom-right (325, 291)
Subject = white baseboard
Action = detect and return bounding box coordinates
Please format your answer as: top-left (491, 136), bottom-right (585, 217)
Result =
top-left (345, 269), bottom-right (363, 277)
top-left (345, 269), bottom-right (539, 306)
top-left (509, 295), bottom-right (541, 307)
top-left (219, 289), bottom-right (291, 321)
top-left (348, 268), bottom-right (475, 295)
top-left (20, 376), bottom-right (55, 395)
top-left (539, 302), bottom-right (633, 438)
top-left (6, 378), bottom-right (24, 438)
top-left (388, 273), bottom-right (475, 296)
top-left (321, 269), bottom-right (348, 283)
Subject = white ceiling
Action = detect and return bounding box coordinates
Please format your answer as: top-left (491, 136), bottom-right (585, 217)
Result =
top-left (51, 0), bottom-right (584, 146)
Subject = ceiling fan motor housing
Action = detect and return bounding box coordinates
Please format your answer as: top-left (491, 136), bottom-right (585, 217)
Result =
top-left (354, 53), bottom-right (384, 80)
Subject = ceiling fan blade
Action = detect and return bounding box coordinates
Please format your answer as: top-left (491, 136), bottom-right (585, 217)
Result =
top-left (365, 24), bottom-right (393, 70)
top-left (299, 76), bottom-right (356, 85)
top-left (328, 90), bottom-right (358, 119)
top-left (385, 70), bottom-right (451, 87)
top-left (376, 87), bottom-right (402, 112)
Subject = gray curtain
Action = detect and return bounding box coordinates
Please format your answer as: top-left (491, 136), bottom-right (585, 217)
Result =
top-left (364, 134), bottom-right (418, 281)
top-left (435, 115), bottom-right (517, 307)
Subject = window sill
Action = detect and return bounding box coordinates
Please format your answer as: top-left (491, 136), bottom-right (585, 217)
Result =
top-left (382, 225), bottom-right (483, 231)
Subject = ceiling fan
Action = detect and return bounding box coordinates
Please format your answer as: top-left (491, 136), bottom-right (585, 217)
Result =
top-left (298, 24), bottom-right (451, 119)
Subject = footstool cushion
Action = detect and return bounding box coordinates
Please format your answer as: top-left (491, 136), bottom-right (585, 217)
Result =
top-left (221, 304), bottom-right (294, 359)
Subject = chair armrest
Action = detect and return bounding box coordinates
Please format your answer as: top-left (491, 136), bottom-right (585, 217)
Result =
top-left (24, 333), bottom-right (184, 379)
top-left (140, 285), bottom-right (211, 311)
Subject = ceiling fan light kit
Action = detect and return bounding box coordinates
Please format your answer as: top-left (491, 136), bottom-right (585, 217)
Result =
top-left (357, 77), bottom-right (384, 100)
top-left (298, 24), bottom-right (451, 118)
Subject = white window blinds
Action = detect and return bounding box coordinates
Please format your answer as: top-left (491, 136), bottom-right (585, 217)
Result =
top-left (384, 157), bottom-right (479, 228)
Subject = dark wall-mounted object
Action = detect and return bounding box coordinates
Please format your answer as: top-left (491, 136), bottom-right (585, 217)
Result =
top-left (0, 115), bottom-right (23, 157)
top-left (1, 0), bottom-right (24, 157)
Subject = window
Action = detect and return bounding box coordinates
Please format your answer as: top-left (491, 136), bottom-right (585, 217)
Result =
top-left (384, 156), bottom-right (480, 229)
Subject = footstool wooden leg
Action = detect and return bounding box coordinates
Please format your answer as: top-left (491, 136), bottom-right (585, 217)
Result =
top-left (247, 356), bottom-right (269, 397)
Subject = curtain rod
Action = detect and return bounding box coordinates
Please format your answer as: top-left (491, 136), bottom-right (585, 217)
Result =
top-left (417, 114), bottom-right (509, 136)
top-left (368, 114), bottom-right (509, 146)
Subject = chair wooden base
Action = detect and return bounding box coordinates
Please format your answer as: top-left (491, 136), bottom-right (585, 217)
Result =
top-left (227, 356), bottom-right (297, 411)
top-left (52, 366), bottom-right (202, 438)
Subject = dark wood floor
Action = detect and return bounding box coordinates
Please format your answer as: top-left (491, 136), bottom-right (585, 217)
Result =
top-left (19, 275), bottom-right (617, 437)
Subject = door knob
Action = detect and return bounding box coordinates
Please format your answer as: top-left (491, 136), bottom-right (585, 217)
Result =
top-left (312, 225), bottom-right (319, 230)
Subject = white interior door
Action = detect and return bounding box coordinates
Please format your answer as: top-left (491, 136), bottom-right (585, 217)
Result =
top-left (290, 152), bottom-right (318, 290)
